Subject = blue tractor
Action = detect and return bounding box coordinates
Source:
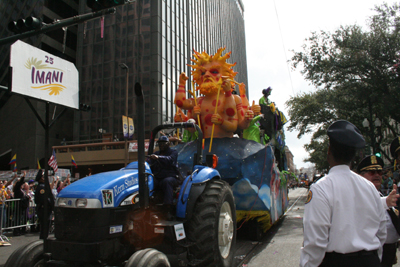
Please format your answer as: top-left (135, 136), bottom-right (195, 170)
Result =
top-left (5, 84), bottom-right (236, 267)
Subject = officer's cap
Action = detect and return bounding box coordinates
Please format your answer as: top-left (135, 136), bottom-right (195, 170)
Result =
top-left (327, 120), bottom-right (365, 148)
top-left (357, 155), bottom-right (384, 173)
top-left (157, 135), bottom-right (169, 142)
top-left (390, 137), bottom-right (400, 158)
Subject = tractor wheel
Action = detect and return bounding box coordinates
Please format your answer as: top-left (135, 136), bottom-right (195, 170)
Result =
top-left (4, 240), bottom-right (44, 267)
top-left (126, 248), bottom-right (170, 267)
top-left (186, 179), bottom-right (236, 267)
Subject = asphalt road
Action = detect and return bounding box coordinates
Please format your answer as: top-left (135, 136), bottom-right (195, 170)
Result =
top-left (2, 188), bottom-right (400, 267)
top-left (243, 187), bottom-right (307, 267)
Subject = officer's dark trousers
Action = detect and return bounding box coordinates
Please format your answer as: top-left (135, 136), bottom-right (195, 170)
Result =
top-left (154, 177), bottom-right (178, 205)
top-left (319, 250), bottom-right (380, 267)
top-left (36, 207), bottom-right (51, 239)
top-left (381, 243), bottom-right (397, 267)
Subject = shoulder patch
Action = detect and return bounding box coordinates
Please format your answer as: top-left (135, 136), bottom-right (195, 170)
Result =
top-left (40, 189), bottom-right (45, 194)
top-left (305, 190), bottom-right (313, 204)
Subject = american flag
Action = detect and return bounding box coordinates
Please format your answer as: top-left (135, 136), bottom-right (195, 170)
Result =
top-left (48, 149), bottom-right (58, 173)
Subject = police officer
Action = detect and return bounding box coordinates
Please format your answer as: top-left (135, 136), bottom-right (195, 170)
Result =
top-left (34, 170), bottom-right (54, 239)
top-left (358, 155), bottom-right (400, 267)
top-left (300, 120), bottom-right (387, 267)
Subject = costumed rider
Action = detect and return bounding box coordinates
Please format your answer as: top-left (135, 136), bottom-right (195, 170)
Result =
top-left (243, 113), bottom-right (269, 144)
top-left (146, 135), bottom-right (180, 218)
top-left (182, 118), bottom-right (199, 143)
top-left (34, 169), bottom-right (55, 239)
top-left (357, 155), bottom-right (400, 267)
top-left (259, 87), bottom-right (272, 106)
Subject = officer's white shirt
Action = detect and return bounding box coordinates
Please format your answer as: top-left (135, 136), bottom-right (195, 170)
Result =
top-left (300, 165), bottom-right (387, 267)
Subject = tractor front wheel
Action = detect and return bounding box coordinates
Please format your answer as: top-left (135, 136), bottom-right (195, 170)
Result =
top-left (4, 240), bottom-right (44, 267)
top-left (186, 179), bottom-right (236, 267)
top-left (126, 248), bottom-right (170, 267)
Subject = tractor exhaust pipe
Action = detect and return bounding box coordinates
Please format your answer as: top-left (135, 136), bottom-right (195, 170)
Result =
top-left (134, 82), bottom-right (149, 209)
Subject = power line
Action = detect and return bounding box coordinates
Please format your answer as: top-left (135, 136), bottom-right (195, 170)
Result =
top-left (272, 0), bottom-right (295, 96)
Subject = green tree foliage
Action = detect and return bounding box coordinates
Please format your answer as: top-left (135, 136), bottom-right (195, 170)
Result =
top-left (287, 3), bottom-right (400, 171)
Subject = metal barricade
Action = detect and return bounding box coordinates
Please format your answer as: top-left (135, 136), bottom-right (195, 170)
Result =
top-left (0, 198), bottom-right (38, 235)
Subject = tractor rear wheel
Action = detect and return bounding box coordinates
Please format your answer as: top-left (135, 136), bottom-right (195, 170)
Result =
top-left (186, 179), bottom-right (236, 267)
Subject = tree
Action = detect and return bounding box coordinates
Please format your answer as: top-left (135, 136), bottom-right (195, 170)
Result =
top-left (287, 3), bottom-right (400, 170)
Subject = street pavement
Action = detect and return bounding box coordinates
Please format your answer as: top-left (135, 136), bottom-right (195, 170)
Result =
top-left (2, 188), bottom-right (400, 267)
top-left (0, 231), bottom-right (41, 267)
top-left (246, 187), bottom-right (400, 267)
top-left (244, 187), bottom-right (307, 267)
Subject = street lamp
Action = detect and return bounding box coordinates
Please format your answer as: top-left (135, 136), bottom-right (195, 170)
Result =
top-left (362, 117), bottom-right (382, 155)
top-left (120, 63), bottom-right (129, 166)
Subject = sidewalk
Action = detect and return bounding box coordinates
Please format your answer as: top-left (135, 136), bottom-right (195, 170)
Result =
top-left (0, 231), bottom-right (41, 267)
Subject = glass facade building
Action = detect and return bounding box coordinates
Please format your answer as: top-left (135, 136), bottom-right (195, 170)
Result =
top-left (0, 0), bottom-right (247, 169)
top-left (76, 0), bottom-right (247, 141)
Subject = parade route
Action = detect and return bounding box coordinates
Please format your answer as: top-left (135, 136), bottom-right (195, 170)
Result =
top-left (2, 188), bottom-right (400, 267)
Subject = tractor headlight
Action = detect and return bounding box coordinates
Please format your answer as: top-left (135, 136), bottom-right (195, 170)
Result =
top-left (120, 193), bottom-right (139, 206)
top-left (76, 198), bottom-right (88, 208)
top-left (55, 198), bottom-right (101, 208)
top-left (57, 198), bottom-right (70, 207)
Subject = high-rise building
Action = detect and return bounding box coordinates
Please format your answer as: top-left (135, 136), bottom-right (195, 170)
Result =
top-left (75, 0), bottom-right (247, 142)
top-left (0, 0), bottom-right (247, 171)
top-left (0, 0), bottom-right (79, 169)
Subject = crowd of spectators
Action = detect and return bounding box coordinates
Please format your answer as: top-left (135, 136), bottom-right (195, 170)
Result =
top-left (0, 171), bottom-right (72, 236)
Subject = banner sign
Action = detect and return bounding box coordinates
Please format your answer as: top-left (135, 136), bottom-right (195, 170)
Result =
top-left (10, 40), bottom-right (79, 109)
top-left (129, 141), bottom-right (150, 152)
top-left (128, 117), bottom-right (134, 140)
top-left (122, 115), bottom-right (128, 139)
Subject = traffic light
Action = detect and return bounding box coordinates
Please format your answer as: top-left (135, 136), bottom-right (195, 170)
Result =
top-left (375, 152), bottom-right (382, 157)
top-left (8, 17), bottom-right (42, 34)
top-left (79, 103), bottom-right (91, 111)
top-left (87, 0), bottom-right (125, 11)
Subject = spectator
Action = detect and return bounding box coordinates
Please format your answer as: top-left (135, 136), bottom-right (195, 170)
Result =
top-left (0, 180), bottom-right (8, 228)
top-left (13, 171), bottom-right (29, 236)
top-left (51, 176), bottom-right (59, 198)
top-left (57, 174), bottom-right (71, 193)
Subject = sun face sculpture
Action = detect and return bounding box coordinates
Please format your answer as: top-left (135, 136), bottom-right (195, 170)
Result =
top-left (174, 48), bottom-right (255, 139)
top-left (189, 48), bottom-right (237, 96)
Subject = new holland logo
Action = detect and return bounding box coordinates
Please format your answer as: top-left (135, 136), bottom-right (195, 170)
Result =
top-left (101, 189), bottom-right (114, 207)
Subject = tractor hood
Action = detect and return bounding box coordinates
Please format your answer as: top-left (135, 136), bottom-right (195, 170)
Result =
top-left (56, 161), bottom-right (153, 208)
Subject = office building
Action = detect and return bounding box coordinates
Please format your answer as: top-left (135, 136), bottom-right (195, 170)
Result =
top-left (75, 0), bottom-right (247, 142)
top-left (0, 0), bottom-right (248, 173)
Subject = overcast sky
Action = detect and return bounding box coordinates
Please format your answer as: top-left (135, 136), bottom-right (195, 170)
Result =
top-left (241, 0), bottom-right (397, 169)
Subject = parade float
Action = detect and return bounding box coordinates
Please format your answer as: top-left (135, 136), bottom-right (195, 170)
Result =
top-left (174, 47), bottom-right (289, 238)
